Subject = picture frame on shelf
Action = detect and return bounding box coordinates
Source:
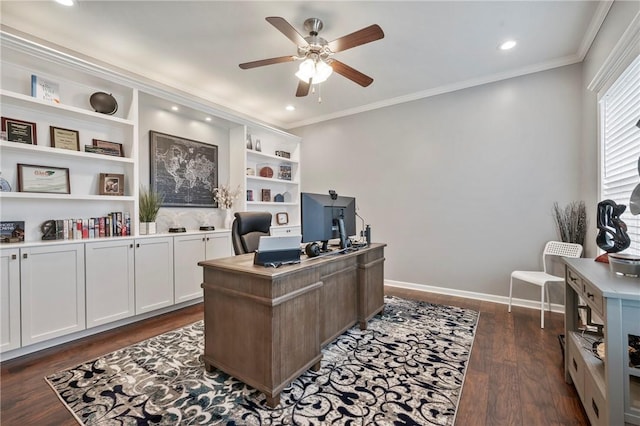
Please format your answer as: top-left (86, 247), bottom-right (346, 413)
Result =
top-left (149, 130), bottom-right (218, 207)
top-left (278, 163), bottom-right (292, 181)
top-left (0, 220), bottom-right (25, 243)
top-left (1, 117), bottom-right (37, 145)
top-left (99, 173), bottom-right (125, 196)
top-left (261, 188), bottom-right (271, 202)
top-left (276, 212), bottom-right (289, 225)
top-left (247, 189), bottom-right (254, 201)
top-left (17, 163), bottom-right (70, 194)
top-left (50, 126), bottom-right (80, 151)
top-left (31, 74), bottom-right (60, 104)
top-left (92, 139), bottom-right (124, 157)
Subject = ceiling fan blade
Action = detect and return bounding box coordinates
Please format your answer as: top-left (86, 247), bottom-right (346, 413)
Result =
top-left (266, 17), bottom-right (309, 47)
top-left (330, 60), bottom-right (374, 87)
top-left (327, 24), bottom-right (384, 53)
top-left (239, 55), bottom-right (296, 69)
top-left (296, 79), bottom-right (311, 97)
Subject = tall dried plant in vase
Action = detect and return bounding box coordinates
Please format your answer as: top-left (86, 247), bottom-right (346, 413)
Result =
top-left (553, 201), bottom-right (587, 247)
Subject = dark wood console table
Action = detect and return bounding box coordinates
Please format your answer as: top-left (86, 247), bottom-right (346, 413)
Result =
top-left (198, 243), bottom-right (385, 407)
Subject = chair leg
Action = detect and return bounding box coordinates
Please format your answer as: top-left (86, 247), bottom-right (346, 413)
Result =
top-left (546, 284), bottom-right (551, 312)
top-left (508, 277), bottom-right (513, 313)
top-left (540, 285), bottom-right (545, 328)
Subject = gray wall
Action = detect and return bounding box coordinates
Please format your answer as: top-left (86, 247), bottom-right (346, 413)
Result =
top-left (294, 64), bottom-right (584, 303)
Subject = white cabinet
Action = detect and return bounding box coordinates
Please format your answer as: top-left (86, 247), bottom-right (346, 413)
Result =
top-left (0, 248), bottom-right (20, 352)
top-left (134, 236), bottom-right (174, 314)
top-left (20, 243), bottom-right (85, 346)
top-left (230, 126), bottom-right (301, 227)
top-left (85, 239), bottom-right (135, 327)
top-left (174, 231), bottom-right (231, 303)
top-left (564, 259), bottom-right (640, 425)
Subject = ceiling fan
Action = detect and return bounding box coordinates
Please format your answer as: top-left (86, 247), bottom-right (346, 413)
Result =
top-left (239, 17), bottom-right (384, 97)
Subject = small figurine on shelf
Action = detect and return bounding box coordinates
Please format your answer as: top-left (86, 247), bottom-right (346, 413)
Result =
top-left (255, 139), bottom-right (262, 152)
top-left (246, 133), bottom-right (253, 150)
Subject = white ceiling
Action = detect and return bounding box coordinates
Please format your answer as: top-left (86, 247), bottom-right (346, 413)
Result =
top-left (0, 1), bottom-right (609, 130)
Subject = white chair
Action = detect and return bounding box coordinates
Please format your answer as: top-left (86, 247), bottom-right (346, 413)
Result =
top-left (508, 241), bottom-right (583, 328)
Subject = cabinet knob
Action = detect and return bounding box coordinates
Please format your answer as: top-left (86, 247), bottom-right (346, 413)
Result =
top-left (23, 253), bottom-right (28, 259)
top-left (202, 237), bottom-right (206, 242)
top-left (130, 244), bottom-right (134, 248)
top-left (136, 243), bottom-right (140, 248)
top-left (11, 254), bottom-right (17, 260)
top-left (587, 292), bottom-right (594, 300)
top-left (206, 237), bottom-right (210, 241)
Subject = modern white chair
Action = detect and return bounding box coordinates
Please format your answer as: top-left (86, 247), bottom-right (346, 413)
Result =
top-left (508, 241), bottom-right (583, 328)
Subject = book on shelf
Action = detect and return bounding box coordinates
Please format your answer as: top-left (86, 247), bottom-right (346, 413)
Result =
top-left (123, 212), bottom-right (130, 236)
top-left (31, 75), bottom-right (60, 104)
top-left (0, 220), bottom-right (25, 243)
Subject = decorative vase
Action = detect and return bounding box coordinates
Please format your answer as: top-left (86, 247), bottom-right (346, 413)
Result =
top-left (224, 209), bottom-right (233, 229)
top-left (140, 222), bottom-right (157, 235)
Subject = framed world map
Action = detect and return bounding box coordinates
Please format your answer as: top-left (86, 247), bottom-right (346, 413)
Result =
top-left (149, 131), bottom-right (218, 207)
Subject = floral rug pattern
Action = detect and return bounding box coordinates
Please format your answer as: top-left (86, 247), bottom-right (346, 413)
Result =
top-left (46, 296), bottom-right (478, 425)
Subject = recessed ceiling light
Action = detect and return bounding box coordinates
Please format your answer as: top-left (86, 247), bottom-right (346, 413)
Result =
top-left (499, 40), bottom-right (517, 50)
top-left (171, 106), bottom-right (179, 111)
top-left (54, 0), bottom-right (74, 6)
top-left (205, 117), bottom-right (212, 122)
top-left (285, 105), bottom-right (295, 111)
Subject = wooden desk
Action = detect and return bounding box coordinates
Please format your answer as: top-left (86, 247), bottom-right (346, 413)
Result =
top-left (198, 243), bottom-right (385, 407)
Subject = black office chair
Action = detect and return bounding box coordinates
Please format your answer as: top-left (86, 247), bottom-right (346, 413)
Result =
top-left (231, 211), bottom-right (272, 255)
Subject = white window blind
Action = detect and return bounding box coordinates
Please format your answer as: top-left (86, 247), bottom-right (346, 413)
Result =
top-left (600, 54), bottom-right (640, 256)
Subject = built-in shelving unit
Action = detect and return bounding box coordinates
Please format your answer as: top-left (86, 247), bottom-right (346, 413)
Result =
top-left (230, 125), bottom-right (301, 229)
top-left (1, 37), bottom-right (138, 241)
top-left (0, 29), bottom-right (304, 360)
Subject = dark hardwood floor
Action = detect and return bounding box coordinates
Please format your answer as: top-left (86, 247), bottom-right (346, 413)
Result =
top-left (0, 288), bottom-right (588, 425)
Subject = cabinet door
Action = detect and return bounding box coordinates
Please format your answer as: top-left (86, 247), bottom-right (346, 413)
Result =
top-left (205, 232), bottom-right (232, 260)
top-left (174, 234), bottom-right (206, 303)
top-left (20, 244), bottom-right (85, 346)
top-left (86, 240), bottom-right (135, 327)
top-left (0, 248), bottom-right (21, 353)
top-left (135, 237), bottom-right (174, 314)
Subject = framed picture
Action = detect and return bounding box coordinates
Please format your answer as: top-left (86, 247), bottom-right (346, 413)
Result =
top-left (17, 163), bottom-right (70, 194)
top-left (99, 173), bottom-right (124, 196)
top-left (276, 212), bottom-right (289, 225)
top-left (50, 126), bottom-right (80, 151)
top-left (0, 221), bottom-right (25, 243)
top-left (261, 188), bottom-right (271, 202)
top-left (149, 130), bottom-right (218, 207)
top-left (1, 117), bottom-right (37, 145)
top-left (92, 139), bottom-right (124, 157)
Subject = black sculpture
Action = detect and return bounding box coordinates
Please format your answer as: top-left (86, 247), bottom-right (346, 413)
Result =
top-left (596, 199), bottom-right (631, 253)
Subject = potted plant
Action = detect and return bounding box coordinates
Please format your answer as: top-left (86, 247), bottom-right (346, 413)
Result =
top-left (139, 186), bottom-right (164, 235)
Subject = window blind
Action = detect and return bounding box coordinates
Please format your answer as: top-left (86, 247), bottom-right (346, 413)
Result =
top-left (600, 54), bottom-right (640, 256)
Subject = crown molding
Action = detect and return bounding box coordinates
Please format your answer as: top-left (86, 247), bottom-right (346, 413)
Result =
top-left (588, 10), bottom-right (640, 92)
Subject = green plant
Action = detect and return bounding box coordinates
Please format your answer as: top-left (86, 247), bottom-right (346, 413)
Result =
top-left (139, 186), bottom-right (164, 222)
top-left (553, 201), bottom-right (587, 246)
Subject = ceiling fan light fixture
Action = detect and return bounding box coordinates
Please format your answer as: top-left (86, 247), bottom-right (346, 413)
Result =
top-left (295, 57), bottom-right (333, 84)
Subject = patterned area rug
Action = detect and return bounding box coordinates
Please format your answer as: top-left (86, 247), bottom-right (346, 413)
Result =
top-left (46, 296), bottom-right (479, 425)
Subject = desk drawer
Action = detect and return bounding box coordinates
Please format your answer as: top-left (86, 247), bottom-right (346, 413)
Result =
top-left (585, 370), bottom-right (607, 426)
top-left (582, 279), bottom-right (604, 318)
top-left (567, 332), bottom-right (585, 399)
top-left (566, 267), bottom-right (582, 293)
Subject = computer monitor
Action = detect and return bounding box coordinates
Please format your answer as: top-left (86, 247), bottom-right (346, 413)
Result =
top-left (301, 191), bottom-right (356, 251)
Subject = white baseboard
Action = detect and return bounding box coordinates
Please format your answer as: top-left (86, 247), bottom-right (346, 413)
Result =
top-left (0, 298), bottom-right (203, 362)
top-left (384, 279), bottom-right (565, 314)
